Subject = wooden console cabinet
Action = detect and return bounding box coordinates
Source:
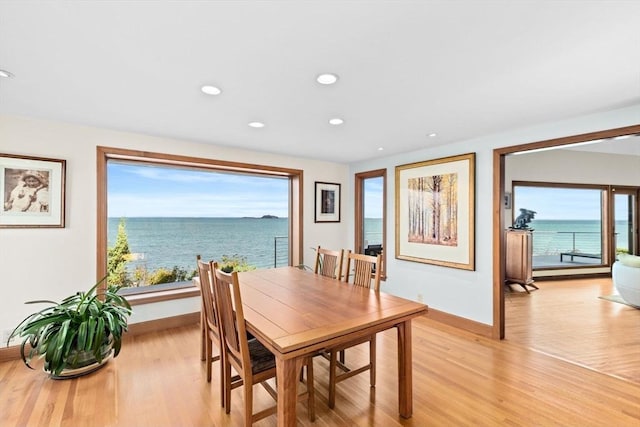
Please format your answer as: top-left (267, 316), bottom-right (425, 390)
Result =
top-left (505, 229), bottom-right (538, 293)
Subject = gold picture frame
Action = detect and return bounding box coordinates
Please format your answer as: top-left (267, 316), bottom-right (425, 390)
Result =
top-left (0, 153), bottom-right (66, 228)
top-left (395, 153), bottom-right (475, 270)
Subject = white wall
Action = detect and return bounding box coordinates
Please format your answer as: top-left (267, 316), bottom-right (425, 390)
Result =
top-left (0, 114), bottom-right (349, 335)
top-left (506, 149), bottom-right (640, 190)
top-left (2, 104), bottom-right (639, 336)
top-left (349, 104), bottom-right (640, 325)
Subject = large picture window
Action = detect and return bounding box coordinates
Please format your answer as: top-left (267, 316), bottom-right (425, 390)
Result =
top-left (97, 147), bottom-right (303, 299)
top-left (512, 182), bottom-right (608, 269)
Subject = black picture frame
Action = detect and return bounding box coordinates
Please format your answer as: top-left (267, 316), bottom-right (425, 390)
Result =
top-left (314, 181), bottom-right (341, 223)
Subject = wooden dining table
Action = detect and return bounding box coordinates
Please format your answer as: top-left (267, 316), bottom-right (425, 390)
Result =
top-left (237, 266), bottom-right (428, 427)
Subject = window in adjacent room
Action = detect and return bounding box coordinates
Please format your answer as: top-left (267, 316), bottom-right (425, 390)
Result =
top-left (512, 182), bottom-right (608, 269)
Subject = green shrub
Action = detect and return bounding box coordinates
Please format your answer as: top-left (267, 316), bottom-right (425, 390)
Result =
top-left (220, 254), bottom-right (256, 273)
top-left (107, 219), bottom-right (132, 286)
top-left (147, 266), bottom-right (197, 285)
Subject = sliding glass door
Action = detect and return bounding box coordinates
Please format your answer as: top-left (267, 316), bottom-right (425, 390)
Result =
top-left (512, 182), bottom-right (606, 269)
top-left (613, 187), bottom-right (638, 257)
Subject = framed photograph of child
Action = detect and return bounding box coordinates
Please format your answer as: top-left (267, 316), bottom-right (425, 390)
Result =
top-left (0, 153), bottom-right (66, 228)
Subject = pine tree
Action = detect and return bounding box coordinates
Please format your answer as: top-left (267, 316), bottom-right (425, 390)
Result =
top-left (107, 218), bottom-right (131, 286)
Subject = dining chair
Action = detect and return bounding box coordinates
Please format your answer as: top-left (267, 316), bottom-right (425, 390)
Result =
top-left (212, 262), bottom-right (315, 425)
top-left (195, 256), bottom-right (225, 407)
top-left (314, 245), bottom-right (344, 279)
top-left (312, 246), bottom-right (349, 370)
top-left (326, 250), bottom-right (382, 409)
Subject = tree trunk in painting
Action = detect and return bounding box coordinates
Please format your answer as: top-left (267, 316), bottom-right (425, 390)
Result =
top-left (407, 172), bottom-right (458, 246)
top-left (428, 175), bottom-right (442, 242)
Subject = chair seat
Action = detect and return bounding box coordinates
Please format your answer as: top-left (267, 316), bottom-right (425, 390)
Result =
top-left (248, 338), bottom-right (276, 374)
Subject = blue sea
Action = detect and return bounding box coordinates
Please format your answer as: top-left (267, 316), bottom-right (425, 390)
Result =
top-left (108, 217), bottom-right (384, 273)
top-left (107, 217), bottom-right (290, 273)
top-left (109, 218), bottom-right (625, 272)
top-left (525, 219), bottom-right (629, 256)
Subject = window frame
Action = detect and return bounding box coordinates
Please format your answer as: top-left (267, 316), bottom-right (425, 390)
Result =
top-left (97, 146), bottom-right (303, 301)
top-left (354, 168), bottom-right (387, 279)
top-left (512, 180), bottom-right (611, 269)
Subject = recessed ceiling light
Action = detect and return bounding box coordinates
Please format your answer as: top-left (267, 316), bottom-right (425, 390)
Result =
top-left (428, 133), bottom-right (437, 138)
top-left (316, 73), bottom-right (339, 85)
top-left (201, 85), bottom-right (221, 95)
top-left (248, 121), bottom-right (265, 128)
top-left (378, 147), bottom-right (384, 151)
top-left (0, 69), bottom-right (14, 78)
top-left (329, 118), bottom-right (344, 125)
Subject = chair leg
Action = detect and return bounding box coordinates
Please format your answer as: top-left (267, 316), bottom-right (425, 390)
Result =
top-left (205, 336), bottom-right (212, 382)
top-left (328, 349), bottom-right (338, 409)
top-left (244, 381), bottom-right (254, 427)
top-left (219, 348), bottom-right (226, 408)
top-left (339, 349), bottom-right (345, 365)
top-left (224, 359), bottom-right (232, 415)
top-left (369, 335), bottom-right (376, 387)
top-left (200, 311), bottom-right (206, 361)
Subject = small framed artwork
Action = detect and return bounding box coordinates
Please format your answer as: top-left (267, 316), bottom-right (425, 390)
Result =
top-left (395, 152), bottom-right (475, 270)
top-left (0, 153), bottom-right (66, 228)
top-left (315, 181), bottom-right (341, 223)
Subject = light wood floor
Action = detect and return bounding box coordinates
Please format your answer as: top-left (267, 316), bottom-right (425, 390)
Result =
top-left (1, 278), bottom-right (639, 426)
top-left (505, 277), bottom-right (640, 384)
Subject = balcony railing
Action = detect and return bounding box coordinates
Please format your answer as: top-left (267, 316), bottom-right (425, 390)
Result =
top-left (273, 235), bottom-right (289, 268)
top-left (532, 230), bottom-right (603, 267)
top-left (532, 230), bottom-right (601, 256)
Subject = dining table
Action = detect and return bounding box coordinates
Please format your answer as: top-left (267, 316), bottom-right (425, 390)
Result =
top-left (237, 266), bottom-right (428, 427)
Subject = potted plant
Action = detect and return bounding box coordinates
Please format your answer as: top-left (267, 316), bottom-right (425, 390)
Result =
top-left (8, 278), bottom-right (132, 379)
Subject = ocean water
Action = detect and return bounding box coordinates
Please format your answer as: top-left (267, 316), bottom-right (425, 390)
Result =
top-left (525, 219), bottom-right (629, 255)
top-left (107, 217), bottom-right (290, 272)
top-left (364, 218), bottom-right (383, 246)
top-left (108, 217), bottom-right (386, 274)
top-left (109, 218), bottom-right (625, 272)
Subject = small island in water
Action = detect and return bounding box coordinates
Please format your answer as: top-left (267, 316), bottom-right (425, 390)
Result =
top-left (261, 214), bottom-right (278, 219)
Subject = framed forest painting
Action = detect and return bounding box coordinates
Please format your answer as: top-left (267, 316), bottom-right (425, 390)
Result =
top-left (395, 153), bottom-right (475, 270)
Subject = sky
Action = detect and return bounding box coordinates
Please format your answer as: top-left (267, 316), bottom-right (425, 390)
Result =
top-left (108, 163), bottom-right (289, 218)
top-left (108, 163), bottom-right (627, 221)
top-left (364, 176), bottom-right (384, 218)
top-left (513, 186), bottom-right (629, 220)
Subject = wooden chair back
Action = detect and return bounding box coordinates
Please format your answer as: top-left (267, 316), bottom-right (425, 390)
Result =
top-left (196, 257), bottom-right (220, 334)
top-left (314, 246), bottom-right (344, 280)
top-left (211, 262), bottom-right (251, 378)
top-left (344, 251), bottom-right (381, 291)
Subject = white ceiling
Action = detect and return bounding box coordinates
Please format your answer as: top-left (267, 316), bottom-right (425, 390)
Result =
top-left (1, 1), bottom-right (639, 163)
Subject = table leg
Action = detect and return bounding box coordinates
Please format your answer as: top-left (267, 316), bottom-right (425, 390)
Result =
top-left (276, 356), bottom-right (298, 427)
top-left (397, 319), bottom-right (413, 418)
